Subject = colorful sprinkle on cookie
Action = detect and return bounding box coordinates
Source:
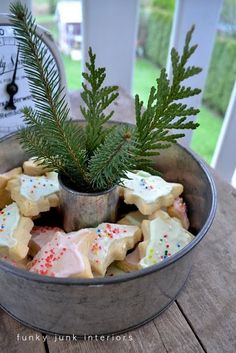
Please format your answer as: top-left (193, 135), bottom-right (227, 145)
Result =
top-left (89, 223), bottom-right (142, 276)
top-left (6, 172), bottom-right (60, 217)
top-left (29, 229), bottom-right (96, 278)
top-left (120, 171), bottom-right (183, 215)
top-left (29, 226), bottom-right (65, 256)
top-left (139, 210), bottom-right (194, 268)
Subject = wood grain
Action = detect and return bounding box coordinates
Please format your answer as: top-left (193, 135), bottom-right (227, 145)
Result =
top-left (176, 173), bottom-right (236, 353)
top-left (47, 303), bottom-right (204, 353)
top-left (0, 309), bottom-right (46, 353)
top-left (153, 303), bottom-right (205, 353)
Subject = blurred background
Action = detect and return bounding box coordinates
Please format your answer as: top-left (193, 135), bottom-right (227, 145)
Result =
top-left (32, 0), bottom-right (236, 165)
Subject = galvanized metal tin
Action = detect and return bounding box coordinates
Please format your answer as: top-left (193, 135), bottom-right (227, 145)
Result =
top-left (0, 124), bottom-right (217, 337)
top-left (58, 174), bottom-right (119, 232)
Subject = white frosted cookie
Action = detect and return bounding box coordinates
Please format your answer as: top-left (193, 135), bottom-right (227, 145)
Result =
top-left (118, 210), bottom-right (147, 227)
top-left (29, 229), bottom-right (96, 278)
top-left (6, 172), bottom-right (60, 217)
top-left (139, 210), bottom-right (194, 268)
top-left (29, 226), bottom-right (65, 256)
top-left (167, 197), bottom-right (190, 229)
top-left (89, 223), bottom-right (141, 276)
top-left (0, 167), bottom-right (22, 209)
top-left (120, 171), bottom-right (183, 215)
top-left (116, 246), bottom-right (141, 272)
top-left (23, 157), bottom-right (50, 176)
top-left (0, 203), bottom-right (33, 260)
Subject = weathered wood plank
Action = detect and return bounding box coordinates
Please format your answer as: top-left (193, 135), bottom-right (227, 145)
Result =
top-left (153, 303), bottom-right (204, 353)
top-left (0, 309), bottom-right (46, 353)
top-left (47, 321), bottom-right (164, 353)
top-left (47, 302), bottom-right (204, 353)
top-left (176, 172), bottom-right (236, 353)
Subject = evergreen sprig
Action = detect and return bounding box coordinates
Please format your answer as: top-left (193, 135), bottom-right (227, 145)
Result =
top-left (88, 125), bottom-right (135, 190)
top-left (10, 3), bottom-right (202, 192)
top-left (81, 48), bottom-right (119, 156)
top-left (134, 25), bottom-right (202, 172)
top-left (10, 2), bottom-right (89, 186)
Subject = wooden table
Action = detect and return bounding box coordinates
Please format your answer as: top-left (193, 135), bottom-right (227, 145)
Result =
top-left (1, 90), bottom-right (236, 353)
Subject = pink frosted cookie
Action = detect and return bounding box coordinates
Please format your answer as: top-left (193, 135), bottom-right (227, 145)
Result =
top-left (0, 203), bottom-right (33, 260)
top-left (167, 197), bottom-right (190, 230)
top-left (139, 210), bottom-right (194, 268)
top-left (29, 229), bottom-right (96, 278)
top-left (116, 246), bottom-right (141, 272)
top-left (29, 226), bottom-right (64, 256)
top-left (120, 171), bottom-right (183, 215)
top-left (6, 172), bottom-right (60, 217)
top-left (89, 223), bottom-right (142, 276)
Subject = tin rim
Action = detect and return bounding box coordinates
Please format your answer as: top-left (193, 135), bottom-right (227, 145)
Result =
top-left (58, 172), bottom-right (118, 196)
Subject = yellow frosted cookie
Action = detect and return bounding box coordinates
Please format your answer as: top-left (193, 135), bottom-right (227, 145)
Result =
top-left (29, 229), bottom-right (96, 278)
top-left (23, 157), bottom-right (50, 176)
top-left (120, 171), bottom-right (183, 215)
top-left (89, 223), bottom-right (142, 276)
top-left (139, 210), bottom-right (194, 268)
top-left (0, 203), bottom-right (33, 260)
top-left (6, 172), bottom-right (60, 217)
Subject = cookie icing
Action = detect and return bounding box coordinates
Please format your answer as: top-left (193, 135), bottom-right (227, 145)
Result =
top-left (31, 226), bottom-right (64, 251)
top-left (30, 232), bottom-right (85, 277)
top-left (0, 203), bottom-right (19, 248)
top-left (121, 171), bottom-right (173, 203)
top-left (20, 173), bottom-right (59, 201)
top-left (89, 223), bottom-right (137, 265)
top-left (140, 216), bottom-right (194, 268)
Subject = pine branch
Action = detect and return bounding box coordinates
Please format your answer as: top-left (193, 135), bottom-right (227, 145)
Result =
top-left (88, 126), bottom-right (135, 191)
top-left (10, 2), bottom-right (202, 193)
top-left (10, 2), bottom-right (89, 186)
top-left (134, 25), bottom-right (202, 172)
top-left (80, 47), bottom-right (119, 156)
top-left (19, 125), bottom-right (75, 183)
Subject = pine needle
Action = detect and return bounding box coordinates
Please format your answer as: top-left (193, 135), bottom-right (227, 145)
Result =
top-left (10, 3), bottom-right (202, 192)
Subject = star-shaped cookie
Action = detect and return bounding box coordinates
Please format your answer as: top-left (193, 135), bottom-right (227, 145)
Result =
top-left (120, 171), bottom-right (183, 215)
